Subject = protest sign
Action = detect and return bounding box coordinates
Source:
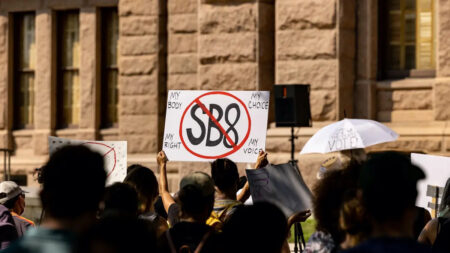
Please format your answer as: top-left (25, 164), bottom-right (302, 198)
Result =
top-left (49, 136), bottom-right (127, 185)
top-left (412, 153), bottom-right (450, 217)
top-left (246, 163), bottom-right (312, 217)
top-left (162, 90), bottom-right (270, 163)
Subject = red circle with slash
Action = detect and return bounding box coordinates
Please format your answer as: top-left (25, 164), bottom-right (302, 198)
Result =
top-left (179, 91), bottom-right (251, 159)
top-left (82, 142), bottom-right (116, 178)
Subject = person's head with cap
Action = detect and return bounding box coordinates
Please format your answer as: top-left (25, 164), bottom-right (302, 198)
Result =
top-left (359, 151), bottom-right (425, 236)
top-left (178, 172), bottom-right (215, 223)
top-left (0, 181), bottom-right (27, 215)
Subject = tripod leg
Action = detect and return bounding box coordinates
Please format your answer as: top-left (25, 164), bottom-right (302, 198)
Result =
top-left (294, 224), bottom-right (299, 253)
top-left (297, 223), bottom-right (306, 252)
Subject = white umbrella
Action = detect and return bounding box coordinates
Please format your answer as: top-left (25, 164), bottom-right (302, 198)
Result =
top-left (300, 118), bottom-right (399, 154)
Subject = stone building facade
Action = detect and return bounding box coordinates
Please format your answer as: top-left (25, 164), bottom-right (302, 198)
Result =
top-left (0, 0), bottom-right (449, 190)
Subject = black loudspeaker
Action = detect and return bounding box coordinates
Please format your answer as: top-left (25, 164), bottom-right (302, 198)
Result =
top-left (274, 84), bottom-right (311, 127)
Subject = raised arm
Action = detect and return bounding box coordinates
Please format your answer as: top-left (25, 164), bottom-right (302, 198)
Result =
top-left (158, 151), bottom-right (176, 213)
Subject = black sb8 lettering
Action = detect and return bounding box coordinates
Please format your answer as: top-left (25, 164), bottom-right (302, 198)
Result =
top-left (186, 103), bottom-right (240, 148)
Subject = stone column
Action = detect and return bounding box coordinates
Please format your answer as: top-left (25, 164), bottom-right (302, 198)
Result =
top-left (276, 0), bottom-right (337, 121)
top-left (354, 0), bottom-right (378, 119)
top-left (0, 13), bottom-right (10, 149)
top-left (78, 8), bottom-right (98, 140)
top-left (434, 0), bottom-right (450, 120)
top-left (118, 0), bottom-right (167, 153)
top-left (33, 9), bottom-right (53, 154)
top-left (198, 0), bottom-right (274, 91)
top-left (337, 0), bottom-right (356, 118)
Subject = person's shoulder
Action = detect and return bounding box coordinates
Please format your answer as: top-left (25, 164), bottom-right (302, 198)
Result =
top-left (13, 215), bottom-right (35, 227)
top-left (1, 242), bottom-right (27, 253)
top-left (342, 238), bottom-right (432, 253)
top-left (214, 199), bottom-right (241, 207)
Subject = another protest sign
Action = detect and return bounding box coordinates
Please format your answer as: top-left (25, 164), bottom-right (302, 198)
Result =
top-left (162, 90), bottom-right (270, 163)
top-left (412, 153), bottom-right (450, 217)
top-left (49, 136), bottom-right (127, 185)
top-left (246, 163), bottom-right (312, 217)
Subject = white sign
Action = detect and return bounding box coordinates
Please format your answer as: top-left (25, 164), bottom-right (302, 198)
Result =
top-left (412, 153), bottom-right (450, 215)
top-left (246, 163), bottom-right (312, 217)
top-left (49, 136), bottom-right (127, 185)
top-left (162, 90), bottom-right (270, 163)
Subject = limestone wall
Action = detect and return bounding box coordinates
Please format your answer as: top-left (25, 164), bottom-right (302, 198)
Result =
top-left (168, 0), bottom-right (198, 91)
top-left (118, 0), bottom-right (166, 153)
top-left (276, 0), bottom-right (338, 121)
top-left (435, 0), bottom-right (450, 120)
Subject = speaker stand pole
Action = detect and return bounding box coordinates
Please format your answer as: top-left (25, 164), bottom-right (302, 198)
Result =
top-left (289, 126), bottom-right (305, 253)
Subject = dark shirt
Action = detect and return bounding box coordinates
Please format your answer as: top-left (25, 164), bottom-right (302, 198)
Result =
top-left (154, 196), bottom-right (168, 220)
top-left (159, 221), bottom-right (211, 253)
top-left (167, 203), bottom-right (181, 227)
top-left (342, 237), bottom-right (432, 253)
top-left (0, 205), bottom-right (18, 250)
top-left (11, 212), bottom-right (35, 237)
top-left (139, 211), bottom-right (167, 237)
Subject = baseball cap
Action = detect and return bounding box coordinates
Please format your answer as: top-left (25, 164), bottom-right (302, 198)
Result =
top-left (359, 152), bottom-right (425, 190)
top-left (180, 172), bottom-right (215, 197)
top-left (0, 181), bottom-right (27, 205)
top-left (358, 151), bottom-right (425, 221)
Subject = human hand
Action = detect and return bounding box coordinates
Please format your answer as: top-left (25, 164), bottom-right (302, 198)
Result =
top-left (288, 209), bottom-right (312, 225)
top-left (157, 151), bottom-right (168, 166)
top-left (255, 150), bottom-right (268, 169)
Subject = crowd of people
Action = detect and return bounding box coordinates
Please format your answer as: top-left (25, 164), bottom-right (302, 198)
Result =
top-left (0, 145), bottom-right (448, 253)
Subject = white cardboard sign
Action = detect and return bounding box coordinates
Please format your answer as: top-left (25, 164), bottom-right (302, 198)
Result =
top-left (49, 136), bottom-right (127, 185)
top-left (412, 153), bottom-right (450, 214)
top-left (162, 90), bottom-right (270, 163)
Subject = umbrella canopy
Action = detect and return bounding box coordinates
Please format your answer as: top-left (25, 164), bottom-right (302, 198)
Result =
top-left (300, 118), bottom-right (399, 154)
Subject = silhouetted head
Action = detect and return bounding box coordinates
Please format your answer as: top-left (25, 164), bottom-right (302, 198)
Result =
top-left (178, 172), bottom-right (215, 223)
top-left (313, 161), bottom-right (361, 244)
top-left (124, 165), bottom-right (159, 213)
top-left (40, 145), bottom-right (106, 220)
top-left (222, 202), bottom-right (287, 253)
top-left (78, 216), bottom-right (156, 253)
top-left (211, 158), bottom-right (239, 195)
top-left (101, 182), bottom-right (138, 218)
top-left (359, 151), bottom-right (425, 222)
top-left (126, 164), bottom-right (141, 175)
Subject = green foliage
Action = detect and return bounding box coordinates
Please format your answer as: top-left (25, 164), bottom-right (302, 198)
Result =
top-left (288, 218), bottom-right (316, 243)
